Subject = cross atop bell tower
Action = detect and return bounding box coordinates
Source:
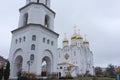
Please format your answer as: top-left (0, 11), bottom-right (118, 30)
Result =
top-left (18, 0), bottom-right (55, 31)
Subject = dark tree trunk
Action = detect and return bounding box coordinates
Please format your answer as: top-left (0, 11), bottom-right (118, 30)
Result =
top-left (0, 67), bottom-right (3, 80)
top-left (4, 60), bottom-right (10, 80)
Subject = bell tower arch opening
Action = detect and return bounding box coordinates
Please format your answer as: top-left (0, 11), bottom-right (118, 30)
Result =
top-left (37, 0), bottom-right (39, 3)
top-left (44, 15), bottom-right (50, 28)
top-left (45, 0), bottom-right (47, 5)
top-left (23, 13), bottom-right (28, 26)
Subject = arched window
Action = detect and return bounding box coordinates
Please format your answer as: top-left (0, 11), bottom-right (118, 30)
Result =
top-left (23, 36), bottom-right (26, 42)
top-left (45, 0), bottom-right (47, 5)
top-left (30, 54), bottom-right (34, 61)
top-left (32, 35), bottom-right (36, 41)
top-left (51, 41), bottom-right (54, 46)
top-left (19, 38), bottom-right (22, 43)
top-left (60, 66), bottom-right (62, 69)
top-left (23, 13), bottom-right (28, 26)
top-left (44, 15), bottom-right (50, 28)
top-left (43, 38), bottom-right (46, 43)
top-left (37, 0), bottom-right (39, 3)
top-left (31, 44), bottom-right (35, 50)
top-left (15, 39), bottom-right (18, 44)
top-left (47, 39), bottom-right (50, 44)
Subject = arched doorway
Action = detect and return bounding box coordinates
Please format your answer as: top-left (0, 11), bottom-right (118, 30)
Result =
top-left (13, 55), bottom-right (23, 77)
top-left (41, 56), bottom-right (51, 76)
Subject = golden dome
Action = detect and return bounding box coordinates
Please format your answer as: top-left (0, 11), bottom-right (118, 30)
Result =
top-left (76, 34), bottom-right (83, 39)
top-left (71, 33), bottom-right (77, 39)
top-left (63, 37), bottom-right (68, 43)
top-left (83, 39), bottom-right (89, 44)
top-left (63, 33), bottom-right (68, 43)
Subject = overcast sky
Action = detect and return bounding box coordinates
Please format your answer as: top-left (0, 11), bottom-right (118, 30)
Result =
top-left (0, 0), bottom-right (120, 67)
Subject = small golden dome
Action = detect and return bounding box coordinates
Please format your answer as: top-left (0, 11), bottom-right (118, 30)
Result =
top-left (63, 37), bottom-right (68, 43)
top-left (71, 33), bottom-right (77, 39)
top-left (83, 39), bottom-right (89, 44)
top-left (63, 33), bottom-right (68, 43)
top-left (76, 34), bottom-right (83, 39)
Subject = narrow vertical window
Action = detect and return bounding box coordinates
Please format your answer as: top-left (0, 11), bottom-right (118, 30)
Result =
top-left (32, 35), bottom-right (36, 41)
top-left (45, 15), bottom-right (49, 28)
top-left (30, 54), bottom-right (34, 61)
top-left (31, 44), bottom-right (35, 50)
top-left (51, 41), bottom-right (54, 46)
top-left (15, 39), bottom-right (18, 44)
top-left (19, 38), bottom-right (22, 43)
top-left (45, 0), bottom-right (47, 5)
top-left (23, 36), bottom-right (26, 42)
top-left (43, 38), bottom-right (45, 43)
top-left (60, 66), bottom-right (62, 69)
top-left (23, 13), bottom-right (28, 26)
top-left (37, 0), bottom-right (39, 3)
top-left (47, 39), bottom-right (50, 44)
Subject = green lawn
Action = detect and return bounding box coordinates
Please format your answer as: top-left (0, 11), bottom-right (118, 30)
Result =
top-left (60, 77), bottom-right (115, 80)
top-left (97, 77), bottom-right (114, 80)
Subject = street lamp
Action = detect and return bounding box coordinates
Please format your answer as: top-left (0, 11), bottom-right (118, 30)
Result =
top-left (27, 60), bottom-right (34, 73)
top-left (27, 54), bottom-right (34, 73)
top-left (27, 61), bottom-right (30, 73)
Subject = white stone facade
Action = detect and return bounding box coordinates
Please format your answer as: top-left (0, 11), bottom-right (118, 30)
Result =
top-left (9, 0), bottom-right (94, 79)
top-left (9, 0), bottom-right (58, 79)
top-left (57, 33), bottom-right (94, 77)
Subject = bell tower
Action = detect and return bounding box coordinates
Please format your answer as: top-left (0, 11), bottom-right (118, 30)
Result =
top-left (9, 0), bottom-right (59, 79)
top-left (18, 0), bottom-right (54, 30)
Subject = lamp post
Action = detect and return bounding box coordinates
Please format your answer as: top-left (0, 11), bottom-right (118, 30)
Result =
top-left (27, 61), bottom-right (30, 73)
top-left (27, 60), bottom-right (33, 73)
top-left (27, 54), bottom-right (34, 73)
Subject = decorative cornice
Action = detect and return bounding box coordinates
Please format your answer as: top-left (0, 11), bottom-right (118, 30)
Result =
top-left (11, 23), bottom-right (59, 37)
top-left (19, 2), bottom-right (55, 17)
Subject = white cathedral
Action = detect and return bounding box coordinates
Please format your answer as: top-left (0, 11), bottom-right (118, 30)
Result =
top-left (9, 0), bottom-right (94, 79)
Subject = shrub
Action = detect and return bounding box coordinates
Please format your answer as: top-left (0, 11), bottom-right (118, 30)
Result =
top-left (18, 72), bottom-right (37, 80)
top-left (66, 73), bottom-right (73, 79)
top-left (19, 76), bottom-right (27, 80)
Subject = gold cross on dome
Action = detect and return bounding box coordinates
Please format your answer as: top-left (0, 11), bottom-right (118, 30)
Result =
top-left (64, 33), bottom-right (67, 38)
top-left (74, 25), bottom-right (77, 33)
top-left (84, 34), bottom-right (87, 40)
top-left (78, 29), bottom-right (80, 33)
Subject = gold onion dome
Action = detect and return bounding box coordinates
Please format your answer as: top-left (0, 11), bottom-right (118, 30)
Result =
top-left (76, 34), bottom-right (83, 39)
top-left (63, 37), bottom-right (68, 43)
top-left (71, 33), bottom-right (77, 39)
top-left (63, 33), bottom-right (68, 43)
top-left (83, 39), bottom-right (89, 44)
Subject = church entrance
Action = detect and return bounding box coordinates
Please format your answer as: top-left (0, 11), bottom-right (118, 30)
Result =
top-left (41, 56), bottom-right (51, 76)
top-left (13, 55), bottom-right (23, 77)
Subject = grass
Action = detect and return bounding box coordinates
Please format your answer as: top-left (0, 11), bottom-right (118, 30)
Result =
top-left (97, 77), bottom-right (114, 80)
top-left (59, 77), bottom-right (115, 80)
